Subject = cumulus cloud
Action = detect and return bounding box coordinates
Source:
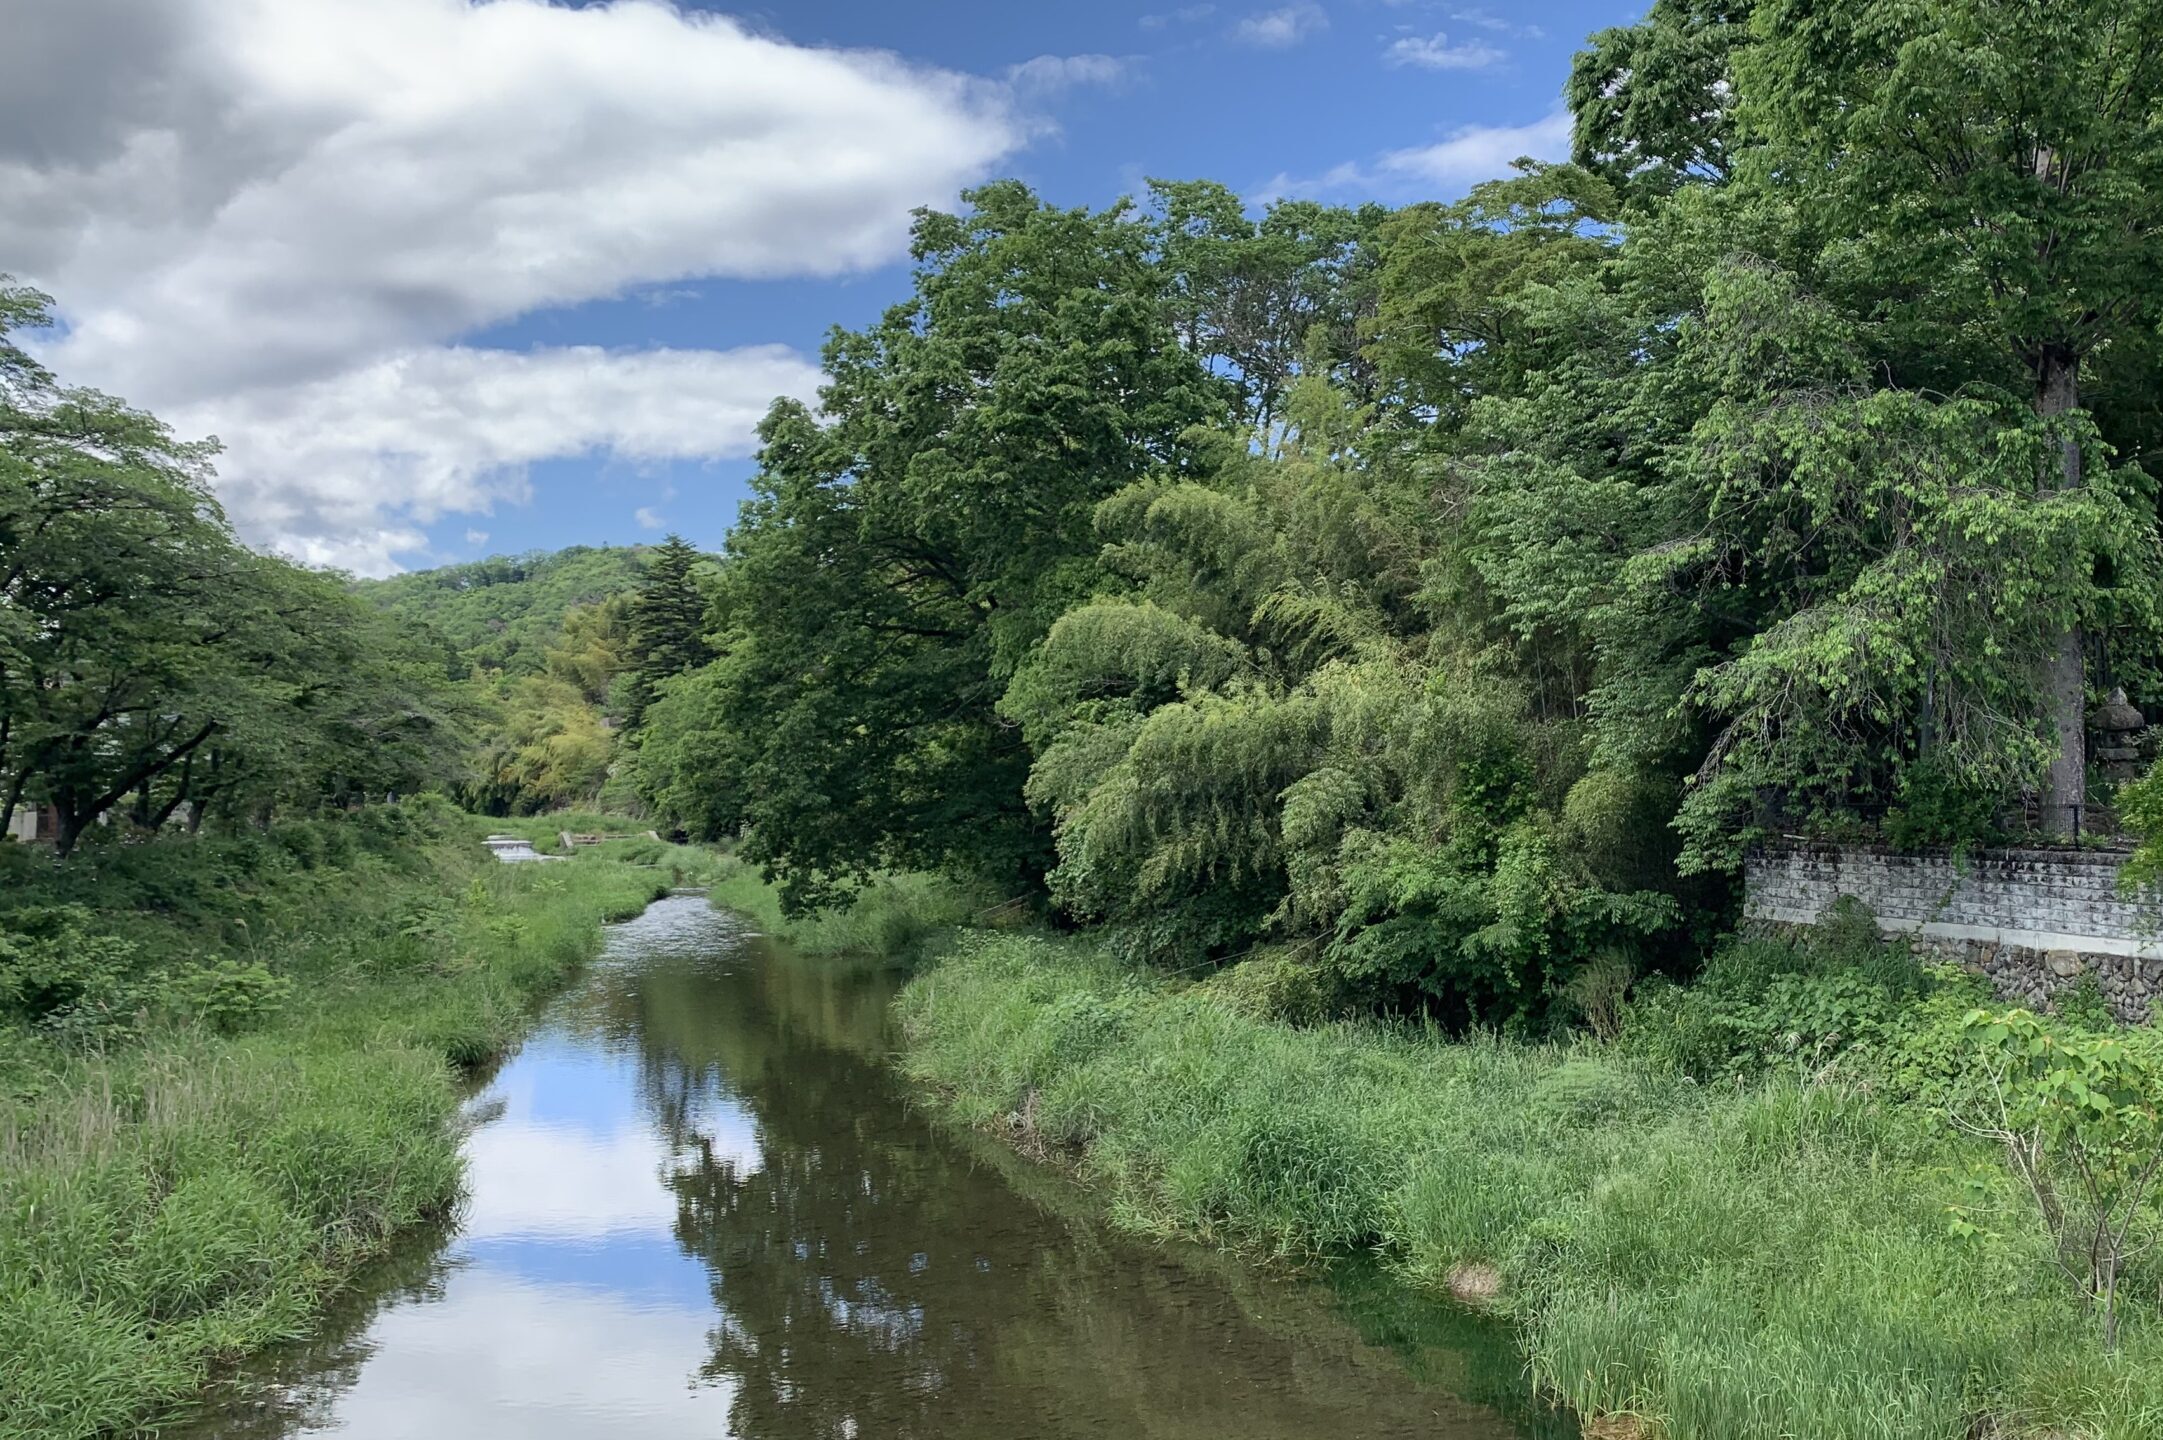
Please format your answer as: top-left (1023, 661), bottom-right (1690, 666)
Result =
top-left (1378, 106), bottom-right (1572, 185)
top-left (1235, 4), bottom-right (1328, 48)
top-left (181, 342), bottom-right (823, 575)
top-left (634, 506), bottom-right (666, 531)
top-left (1383, 32), bottom-right (1507, 71)
top-left (0, 0), bottom-right (1025, 571)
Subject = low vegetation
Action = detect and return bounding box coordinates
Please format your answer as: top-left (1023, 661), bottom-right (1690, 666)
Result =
top-left (0, 802), bottom-right (665, 1439)
top-left (705, 856), bottom-right (992, 963)
top-left (898, 926), bottom-right (2163, 1440)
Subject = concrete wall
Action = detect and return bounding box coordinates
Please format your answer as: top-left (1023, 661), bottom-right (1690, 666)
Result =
top-left (1744, 844), bottom-right (2163, 1022)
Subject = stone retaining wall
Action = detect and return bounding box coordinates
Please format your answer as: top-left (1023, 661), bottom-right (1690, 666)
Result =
top-left (1744, 844), bottom-right (2163, 1022)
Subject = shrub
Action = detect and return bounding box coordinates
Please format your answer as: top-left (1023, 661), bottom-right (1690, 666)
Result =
top-left (1955, 1008), bottom-right (2163, 1350)
top-left (163, 960), bottom-right (293, 1035)
top-left (0, 907), bottom-right (142, 1034)
top-left (1198, 944), bottom-right (1336, 1025)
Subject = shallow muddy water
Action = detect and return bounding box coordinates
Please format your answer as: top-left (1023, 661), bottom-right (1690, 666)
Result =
top-left (177, 895), bottom-right (1572, 1439)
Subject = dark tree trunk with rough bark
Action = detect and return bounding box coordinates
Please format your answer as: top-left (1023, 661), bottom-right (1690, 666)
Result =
top-left (2037, 343), bottom-right (2085, 837)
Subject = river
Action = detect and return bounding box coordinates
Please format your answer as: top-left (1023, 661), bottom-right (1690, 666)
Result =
top-left (177, 894), bottom-right (1573, 1439)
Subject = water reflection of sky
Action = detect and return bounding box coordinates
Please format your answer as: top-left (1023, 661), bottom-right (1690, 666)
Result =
top-left (303, 1271), bottom-right (735, 1436)
top-left (261, 963), bottom-right (765, 1435)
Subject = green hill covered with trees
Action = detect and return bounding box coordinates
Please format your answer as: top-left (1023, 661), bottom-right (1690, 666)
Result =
top-left (355, 545), bottom-right (650, 677)
top-left (354, 540), bottom-right (715, 816)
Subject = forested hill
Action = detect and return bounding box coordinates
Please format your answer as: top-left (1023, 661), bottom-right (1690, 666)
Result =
top-left (354, 545), bottom-right (650, 676)
top-left (347, 538), bottom-right (713, 817)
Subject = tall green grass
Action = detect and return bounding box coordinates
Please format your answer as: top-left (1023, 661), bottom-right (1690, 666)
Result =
top-left (705, 854), bottom-right (992, 960)
top-left (0, 805), bottom-right (667, 1439)
top-left (897, 933), bottom-right (2163, 1440)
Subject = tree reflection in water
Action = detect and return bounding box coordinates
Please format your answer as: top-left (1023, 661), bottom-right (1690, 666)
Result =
top-left (169, 898), bottom-right (1569, 1440)
top-left (603, 904), bottom-right (1572, 1440)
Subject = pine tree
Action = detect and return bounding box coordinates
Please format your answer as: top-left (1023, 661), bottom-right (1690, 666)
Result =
top-left (623, 535), bottom-right (714, 731)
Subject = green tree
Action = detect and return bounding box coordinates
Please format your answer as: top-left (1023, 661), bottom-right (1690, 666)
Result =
top-left (0, 279), bottom-right (468, 848)
top-left (1740, 0), bottom-right (2163, 833)
top-left (622, 534), bottom-right (714, 731)
top-left (637, 182), bottom-right (1234, 903)
top-left (1568, 0), bottom-right (1754, 206)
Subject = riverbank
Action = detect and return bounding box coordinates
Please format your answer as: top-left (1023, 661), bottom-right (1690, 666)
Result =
top-left (896, 932), bottom-right (2163, 1440)
top-left (0, 802), bottom-right (693, 1440)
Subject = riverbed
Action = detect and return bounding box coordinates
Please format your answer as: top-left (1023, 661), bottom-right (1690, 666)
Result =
top-left (175, 894), bottom-right (1571, 1438)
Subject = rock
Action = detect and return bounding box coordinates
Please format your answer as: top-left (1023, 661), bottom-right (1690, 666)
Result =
top-left (2046, 950), bottom-right (2084, 979)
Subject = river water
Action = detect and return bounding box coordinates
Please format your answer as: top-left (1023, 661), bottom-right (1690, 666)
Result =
top-left (178, 894), bottom-right (1572, 1439)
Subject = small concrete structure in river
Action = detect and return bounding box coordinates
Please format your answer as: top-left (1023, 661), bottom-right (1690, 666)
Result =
top-left (483, 834), bottom-right (560, 863)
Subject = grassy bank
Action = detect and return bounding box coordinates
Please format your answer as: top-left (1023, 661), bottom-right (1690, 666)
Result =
top-left (897, 933), bottom-right (2163, 1440)
top-left (0, 802), bottom-right (670, 1439)
top-left (703, 855), bottom-right (993, 961)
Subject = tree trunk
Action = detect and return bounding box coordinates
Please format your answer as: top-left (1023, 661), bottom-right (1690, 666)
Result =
top-left (54, 797), bottom-right (90, 859)
top-left (2037, 343), bottom-right (2085, 838)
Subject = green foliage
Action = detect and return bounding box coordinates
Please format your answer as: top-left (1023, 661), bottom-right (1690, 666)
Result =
top-left (620, 534), bottom-right (716, 732)
top-left (703, 853), bottom-right (989, 962)
top-left (1613, 906), bottom-right (1976, 1085)
top-left (1568, 0), bottom-right (1750, 204)
top-left (1196, 944), bottom-right (1338, 1027)
top-left (1957, 1008), bottom-right (2163, 1348)
top-left (633, 181), bottom-right (1239, 904)
top-left (354, 545), bottom-right (649, 678)
top-left (0, 280), bottom-right (471, 846)
top-left (164, 960), bottom-right (292, 1036)
top-left (0, 907), bottom-right (140, 1034)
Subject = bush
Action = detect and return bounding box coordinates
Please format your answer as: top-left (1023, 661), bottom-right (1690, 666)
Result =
top-left (0, 907), bottom-right (142, 1034)
top-left (163, 960), bottom-right (292, 1035)
top-left (1617, 909), bottom-right (1949, 1085)
top-left (1197, 945), bottom-right (1337, 1025)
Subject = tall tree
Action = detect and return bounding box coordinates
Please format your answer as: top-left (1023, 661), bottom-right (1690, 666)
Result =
top-left (1568, 0), bottom-right (1754, 205)
top-left (1741, 0), bottom-right (2163, 832)
top-left (1, 279), bottom-right (468, 849)
top-left (622, 535), bottom-right (715, 731)
top-left (635, 183), bottom-right (1234, 903)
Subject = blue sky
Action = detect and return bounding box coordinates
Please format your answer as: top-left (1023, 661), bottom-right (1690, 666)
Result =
top-left (8, 0), bottom-right (1638, 573)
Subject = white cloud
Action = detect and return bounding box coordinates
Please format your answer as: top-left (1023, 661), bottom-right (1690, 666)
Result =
top-left (1, 0), bottom-right (1026, 570)
top-left (634, 506), bottom-right (666, 532)
top-left (1251, 106), bottom-right (1571, 205)
top-left (1449, 7), bottom-right (1543, 40)
top-left (1007, 53), bottom-right (1130, 95)
top-left (1141, 4), bottom-right (1217, 29)
top-left (183, 342), bottom-right (822, 575)
top-left (465, 528), bottom-right (490, 547)
top-left (1378, 106), bottom-right (1572, 185)
top-left (1234, 4), bottom-right (1328, 48)
top-left (1384, 32), bottom-right (1507, 71)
